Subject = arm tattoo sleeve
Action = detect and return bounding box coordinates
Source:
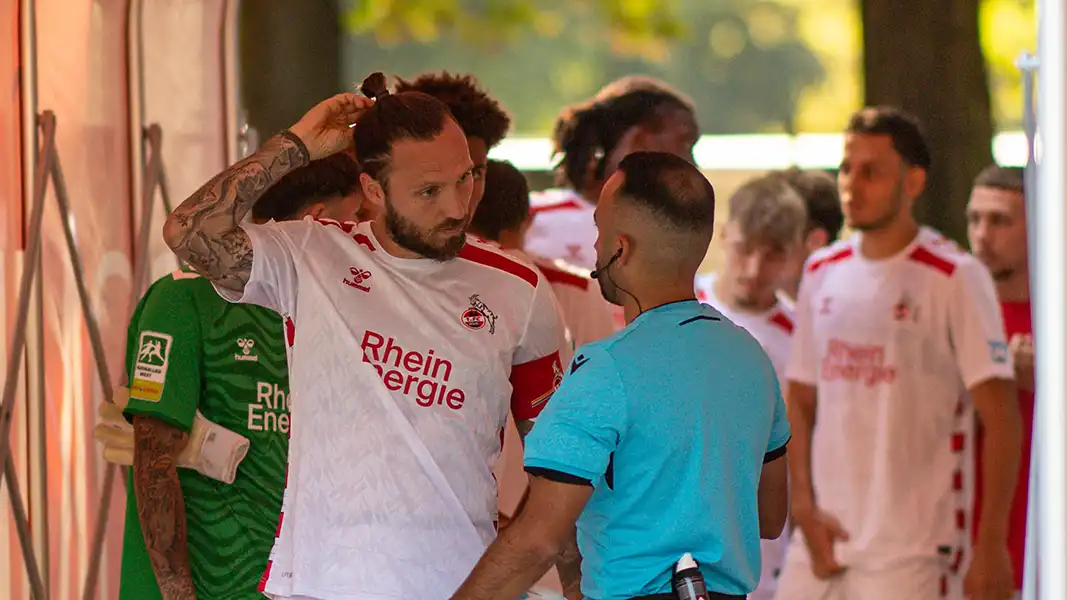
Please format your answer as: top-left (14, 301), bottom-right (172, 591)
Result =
top-left (133, 415), bottom-right (197, 600)
top-left (163, 132), bottom-right (310, 293)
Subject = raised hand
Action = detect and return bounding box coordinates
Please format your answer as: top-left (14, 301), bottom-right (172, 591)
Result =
top-left (289, 93), bottom-right (375, 161)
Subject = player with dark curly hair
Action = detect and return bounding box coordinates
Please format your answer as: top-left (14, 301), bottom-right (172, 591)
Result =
top-left (395, 72), bottom-right (511, 211)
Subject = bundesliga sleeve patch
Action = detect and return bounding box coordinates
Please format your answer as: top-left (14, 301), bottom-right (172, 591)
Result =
top-left (130, 331), bottom-right (173, 402)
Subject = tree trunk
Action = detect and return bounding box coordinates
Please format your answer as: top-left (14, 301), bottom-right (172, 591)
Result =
top-left (861, 0), bottom-right (992, 247)
top-left (239, 0), bottom-right (341, 143)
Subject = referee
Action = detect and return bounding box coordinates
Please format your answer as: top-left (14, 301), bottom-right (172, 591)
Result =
top-left (450, 151), bottom-right (791, 600)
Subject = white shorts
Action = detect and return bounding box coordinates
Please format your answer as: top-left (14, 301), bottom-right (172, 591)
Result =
top-left (777, 543), bottom-right (963, 600)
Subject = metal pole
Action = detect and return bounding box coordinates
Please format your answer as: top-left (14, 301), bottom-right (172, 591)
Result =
top-left (5, 455), bottom-right (45, 600)
top-left (0, 112), bottom-right (56, 481)
top-left (132, 125), bottom-right (163, 303)
top-left (1017, 50), bottom-right (1040, 600)
top-left (1035, 0), bottom-right (1067, 597)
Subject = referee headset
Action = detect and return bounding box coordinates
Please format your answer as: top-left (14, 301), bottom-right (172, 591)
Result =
top-left (590, 246), bottom-right (644, 316)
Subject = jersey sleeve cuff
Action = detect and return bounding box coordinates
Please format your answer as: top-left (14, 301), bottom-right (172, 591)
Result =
top-left (211, 223), bottom-right (269, 305)
top-left (962, 364), bottom-right (1016, 392)
top-left (765, 437), bottom-right (790, 463)
top-left (785, 371), bottom-right (817, 387)
top-left (525, 467), bottom-right (593, 487)
top-left (524, 456), bottom-right (601, 485)
top-left (122, 404), bottom-right (195, 433)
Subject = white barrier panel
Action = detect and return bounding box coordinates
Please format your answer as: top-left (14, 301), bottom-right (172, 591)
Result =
top-left (32, 0), bottom-right (134, 597)
top-left (488, 132), bottom-right (1029, 172)
top-left (1035, 0), bottom-right (1067, 597)
top-left (2, 0), bottom-right (29, 597)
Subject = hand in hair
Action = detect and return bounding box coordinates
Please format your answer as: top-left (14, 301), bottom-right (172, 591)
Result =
top-left (290, 92), bottom-right (375, 161)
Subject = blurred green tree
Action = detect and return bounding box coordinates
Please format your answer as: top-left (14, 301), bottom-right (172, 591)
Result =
top-left (341, 0), bottom-right (826, 135)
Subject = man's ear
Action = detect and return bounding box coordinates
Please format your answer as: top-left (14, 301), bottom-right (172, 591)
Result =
top-left (905, 167), bottom-right (927, 203)
top-left (360, 172), bottom-right (385, 208)
top-left (616, 234), bottom-right (634, 266)
top-left (305, 202), bottom-right (327, 219)
top-left (805, 228), bottom-right (829, 254)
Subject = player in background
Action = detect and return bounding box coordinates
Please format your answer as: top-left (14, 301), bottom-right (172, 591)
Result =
top-left (966, 165), bottom-right (1033, 597)
top-left (162, 73), bottom-right (567, 600)
top-left (394, 71), bottom-right (511, 213)
top-left (777, 107), bottom-right (1021, 600)
top-left (694, 174), bottom-right (806, 600)
top-left (524, 76), bottom-right (699, 272)
top-left (117, 153), bottom-right (361, 600)
top-left (775, 168), bottom-right (844, 312)
top-left (475, 159), bottom-right (616, 351)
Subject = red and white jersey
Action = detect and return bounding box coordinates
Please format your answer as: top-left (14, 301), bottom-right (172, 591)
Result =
top-left (786, 231), bottom-right (1013, 569)
top-left (695, 273), bottom-right (793, 600)
top-left (695, 273), bottom-right (794, 381)
top-left (525, 188), bottom-right (598, 271)
top-left (218, 218), bottom-right (565, 599)
top-left (528, 254), bottom-right (617, 349)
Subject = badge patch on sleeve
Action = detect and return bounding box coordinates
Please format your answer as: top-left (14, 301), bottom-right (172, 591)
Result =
top-left (130, 331), bottom-right (173, 402)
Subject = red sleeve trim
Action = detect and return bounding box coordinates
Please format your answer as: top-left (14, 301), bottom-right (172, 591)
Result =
top-left (459, 243), bottom-right (539, 287)
top-left (807, 247), bottom-right (853, 273)
top-left (538, 263), bottom-right (589, 290)
top-left (530, 199), bottom-right (583, 216)
top-left (769, 311), bottom-right (795, 334)
top-left (908, 246), bottom-right (957, 276)
top-left (509, 351), bottom-right (563, 421)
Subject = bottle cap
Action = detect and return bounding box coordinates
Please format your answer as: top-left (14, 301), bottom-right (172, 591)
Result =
top-left (676, 552), bottom-right (698, 572)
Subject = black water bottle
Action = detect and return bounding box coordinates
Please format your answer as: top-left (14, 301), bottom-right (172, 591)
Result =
top-left (672, 553), bottom-right (710, 600)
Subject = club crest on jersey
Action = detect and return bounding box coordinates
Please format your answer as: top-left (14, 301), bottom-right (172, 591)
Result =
top-left (236, 338), bottom-right (260, 362)
top-left (462, 294), bottom-right (498, 334)
top-left (343, 267), bottom-right (372, 292)
top-left (892, 293), bottom-right (918, 322)
top-left (552, 359), bottom-right (564, 391)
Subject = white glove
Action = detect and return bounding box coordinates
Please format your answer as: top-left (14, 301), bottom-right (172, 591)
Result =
top-left (94, 387), bottom-right (251, 484)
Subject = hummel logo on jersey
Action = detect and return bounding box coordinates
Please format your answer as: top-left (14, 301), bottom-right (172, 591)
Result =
top-left (988, 340), bottom-right (1009, 364)
top-left (819, 297), bottom-right (833, 315)
top-left (343, 267), bottom-right (372, 292)
top-left (461, 294), bottom-right (498, 334)
top-left (236, 338), bottom-right (260, 362)
top-left (571, 354), bottom-right (590, 374)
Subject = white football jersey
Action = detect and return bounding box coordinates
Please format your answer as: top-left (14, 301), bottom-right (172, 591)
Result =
top-left (695, 273), bottom-right (793, 600)
top-left (786, 231), bottom-right (1012, 570)
top-left (525, 188), bottom-right (597, 271)
top-left (530, 256), bottom-right (617, 350)
top-left (218, 218), bottom-right (566, 599)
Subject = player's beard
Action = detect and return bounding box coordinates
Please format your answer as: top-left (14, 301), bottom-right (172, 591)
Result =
top-left (384, 199), bottom-right (467, 261)
top-left (850, 177), bottom-right (907, 232)
top-left (596, 275), bottom-right (622, 306)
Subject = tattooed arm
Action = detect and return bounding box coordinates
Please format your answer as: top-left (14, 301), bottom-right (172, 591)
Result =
top-left (161, 92), bottom-right (374, 294)
top-left (133, 415), bottom-right (195, 600)
top-left (161, 133), bottom-right (310, 294)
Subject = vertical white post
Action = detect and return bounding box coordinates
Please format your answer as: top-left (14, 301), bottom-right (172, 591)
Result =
top-left (1036, 0), bottom-right (1067, 598)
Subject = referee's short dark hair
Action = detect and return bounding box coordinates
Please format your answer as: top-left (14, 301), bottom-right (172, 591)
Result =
top-left (616, 151), bottom-right (715, 233)
top-left (252, 153), bottom-right (361, 222)
top-left (470, 159), bottom-right (530, 241)
top-left (846, 106), bottom-right (932, 171)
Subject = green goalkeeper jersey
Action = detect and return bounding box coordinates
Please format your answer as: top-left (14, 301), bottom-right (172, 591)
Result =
top-left (119, 267), bottom-right (290, 600)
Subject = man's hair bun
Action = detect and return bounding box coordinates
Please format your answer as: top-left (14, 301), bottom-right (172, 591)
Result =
top-left (360, 72), bottom-right (389, 100)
